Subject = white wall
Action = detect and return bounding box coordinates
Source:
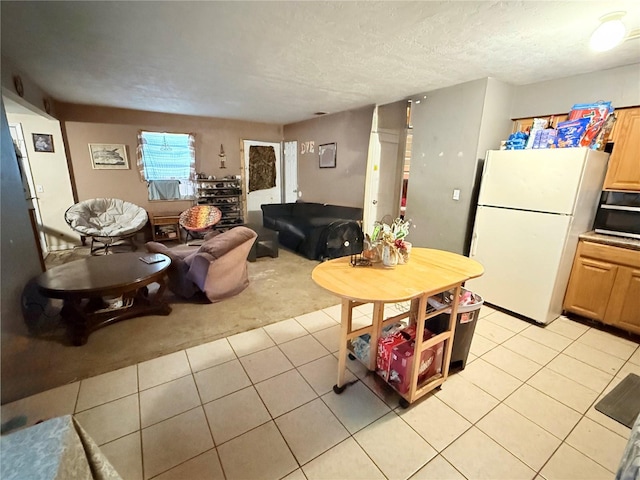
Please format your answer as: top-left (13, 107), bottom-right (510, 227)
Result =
top-left (511, 63), bottom-right (640, 118)
top-left (7, 112), bottom-right (79, 251)
top-left (406, 79), bottom-right (488, 254)
top-left (406, 77), bottom-right (515, 255)
top-left (476, 78), bottom-right (515, 159)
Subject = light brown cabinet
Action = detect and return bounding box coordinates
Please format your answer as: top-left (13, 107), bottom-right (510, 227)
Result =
top-left (564, 240), bottom-right (640, 334)
top-left (603, 106), bottom-right (640, 191)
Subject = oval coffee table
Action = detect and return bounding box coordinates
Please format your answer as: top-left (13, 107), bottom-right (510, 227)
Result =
top-left (37, 252), bottom-right (172, 346)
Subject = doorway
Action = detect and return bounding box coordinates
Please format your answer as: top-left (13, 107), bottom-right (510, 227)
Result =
top-left (363, 106), bottom-right (404, 235)
top-left (4, 93), bottom-right (79, 254)
top-left (283, 141), bottom-right (298, 203)
top-left (241, 140), bottom-right (282, 224)
top-left (362, 102), bottom-right (413, 235)
top-left (9, 122), bottom-right (47, 262)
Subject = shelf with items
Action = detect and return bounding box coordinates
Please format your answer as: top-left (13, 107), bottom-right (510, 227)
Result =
top-left (149, 213), bottom-right (182, 242)
top-left (196, 177), bottom-right (244, 229)
top-left (344, 292), bottom-right (456, 408)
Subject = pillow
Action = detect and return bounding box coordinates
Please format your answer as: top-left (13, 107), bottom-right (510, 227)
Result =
top-left (196, 227), bottom-right (256, 260)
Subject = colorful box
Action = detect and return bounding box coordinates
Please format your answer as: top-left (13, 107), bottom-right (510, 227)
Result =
top-left (532, 129), bottom-right (557, 149)
top-left (376, 325), bottom-right (417, 381)
top-left (554, 118), bottom-right (590, 148)
top-left (387, 331), bottom-right (444, 394)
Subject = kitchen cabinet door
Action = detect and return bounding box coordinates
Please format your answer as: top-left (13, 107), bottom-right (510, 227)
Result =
top-left (603, 107), bottom-right (640, 191)
top-left (563, 255), bottom-right (617, 321)
top-left (606, 267), bottom-right (640, 335)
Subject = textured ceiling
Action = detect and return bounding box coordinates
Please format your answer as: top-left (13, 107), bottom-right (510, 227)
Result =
top-left (2, 1), bottom-right (639, 124)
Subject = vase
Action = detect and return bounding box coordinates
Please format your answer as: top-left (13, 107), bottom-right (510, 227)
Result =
top-left (382, 244), bottom-right (398, 267)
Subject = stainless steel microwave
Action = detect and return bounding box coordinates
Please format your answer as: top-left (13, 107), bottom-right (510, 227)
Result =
top-left (593, 191), bottom-right (640, 239)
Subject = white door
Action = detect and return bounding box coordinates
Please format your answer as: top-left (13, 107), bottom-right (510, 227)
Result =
top-left (466, 205), bottom-right (572, 324)
top-left (479, 148), bottom-right (587, 214)
top-left (284, 141), bottom-right (298, 203)
top-left (363, 108), bottom-right (402, 235)
top-left (242, 140), bottom-right (282, 223)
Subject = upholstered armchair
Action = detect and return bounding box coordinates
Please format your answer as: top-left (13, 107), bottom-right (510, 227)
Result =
top-left (145, 226), bottom-right (257, 303)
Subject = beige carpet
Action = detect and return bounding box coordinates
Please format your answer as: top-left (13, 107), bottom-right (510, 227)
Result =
top-left (1, 246), bottom-right (339, 405)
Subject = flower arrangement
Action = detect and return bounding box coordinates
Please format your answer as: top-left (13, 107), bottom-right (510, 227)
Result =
top-left (365, 217), bottom-right (412, 265)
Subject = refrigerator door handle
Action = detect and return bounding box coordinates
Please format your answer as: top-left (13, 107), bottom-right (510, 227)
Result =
top-left (470, 232), bottom-right (478, 257)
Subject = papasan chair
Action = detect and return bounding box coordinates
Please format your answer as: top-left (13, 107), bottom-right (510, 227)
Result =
top-left (65, 198), bottom-right (148, 255)
top-left (179, 205), bottom-right (222, 243)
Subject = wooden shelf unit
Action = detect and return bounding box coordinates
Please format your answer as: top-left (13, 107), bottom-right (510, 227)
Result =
top-left (343, 287), bottom-right (459, 407)
top-left (149, 213), bottom-right (181, 242)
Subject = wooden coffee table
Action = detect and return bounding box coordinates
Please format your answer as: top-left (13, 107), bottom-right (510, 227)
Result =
top-left (37, 252), bottom-right (172, 346)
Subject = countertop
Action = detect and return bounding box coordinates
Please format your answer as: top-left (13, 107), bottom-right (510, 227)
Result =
top-left (579, 231), bottom-right (640, 251)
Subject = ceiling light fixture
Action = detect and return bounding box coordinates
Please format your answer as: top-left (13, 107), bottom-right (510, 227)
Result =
top-left (589, 11), bottom-right (640, 52)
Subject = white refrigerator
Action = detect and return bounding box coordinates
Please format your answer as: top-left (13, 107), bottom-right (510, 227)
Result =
top-left (465, 148), bottom-right (609, 324)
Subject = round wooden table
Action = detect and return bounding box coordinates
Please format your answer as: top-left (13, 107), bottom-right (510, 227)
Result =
top-left (37, 252), bottom-right (172, 346)
top-left (312, 248), bottom-right (483, 406)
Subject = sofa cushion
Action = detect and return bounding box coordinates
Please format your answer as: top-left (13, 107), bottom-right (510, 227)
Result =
top-left (291, 202), bottom-right (362, 220)
top-left (197, 226), bottom-right (257, 260)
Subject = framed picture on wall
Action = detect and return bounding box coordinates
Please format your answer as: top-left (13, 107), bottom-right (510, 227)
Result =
top-left (32, 133), bottom-right (54, 153)
top-left (319, 142), bottom-right (336, 168)
top-left (89, 144), bottom-right (129, 169)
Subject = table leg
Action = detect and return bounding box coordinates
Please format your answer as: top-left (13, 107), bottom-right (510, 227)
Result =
top-left (61, 279), bottom-right (172, 346)
top-left (61, 299), bottom-right (90, 346)
top-left (368, 301), bottom-right (385, 371)
top-left (334, 299), bottom-right (353, 393)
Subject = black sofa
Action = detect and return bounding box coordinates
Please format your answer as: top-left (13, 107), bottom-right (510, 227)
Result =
top-left (261, 202), bottom-right (363, 260)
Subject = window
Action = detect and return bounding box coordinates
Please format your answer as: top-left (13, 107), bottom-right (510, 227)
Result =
top-left (138, 131), bottom-right (196, 200)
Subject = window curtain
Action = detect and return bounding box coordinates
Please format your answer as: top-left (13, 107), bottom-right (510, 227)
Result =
top-left (137, 131), bottom-right (196, 199)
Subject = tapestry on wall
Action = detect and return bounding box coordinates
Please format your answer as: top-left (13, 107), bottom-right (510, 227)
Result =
top-left (248, 146), bottom-right (276, 192)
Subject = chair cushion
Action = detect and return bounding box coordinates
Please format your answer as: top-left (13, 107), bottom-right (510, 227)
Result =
top-left (65, 199), bottom-right (148, 237)
top-left (197, 227), bottom-right (257, 260)
top-left (179, 206), bottom-right (222, 232)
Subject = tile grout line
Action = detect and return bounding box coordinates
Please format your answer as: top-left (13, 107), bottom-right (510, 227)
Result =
top-left (476, 323), bottom-right (629, 477)
top-left (445, 318), bottom-right (590, 476)
top-left (19, 310), bottom-right (639, 480)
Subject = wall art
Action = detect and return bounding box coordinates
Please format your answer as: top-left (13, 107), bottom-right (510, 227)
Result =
top-left (319, 142), bottom-right (336, 168)
top-left (32, 133), bottom-right (54, 153)
top-left (89, 143), bottom-right (129, 169)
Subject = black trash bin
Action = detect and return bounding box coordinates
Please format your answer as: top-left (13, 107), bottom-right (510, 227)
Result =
top-left (426, 288), bottom-right (483, 371)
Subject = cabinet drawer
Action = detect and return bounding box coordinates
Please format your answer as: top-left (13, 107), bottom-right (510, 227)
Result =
top-left (580, 241), bottom-right (640, 269)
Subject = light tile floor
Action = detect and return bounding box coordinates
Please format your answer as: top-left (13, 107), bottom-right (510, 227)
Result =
top-left (2, 304), bottom-right (639, 480)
